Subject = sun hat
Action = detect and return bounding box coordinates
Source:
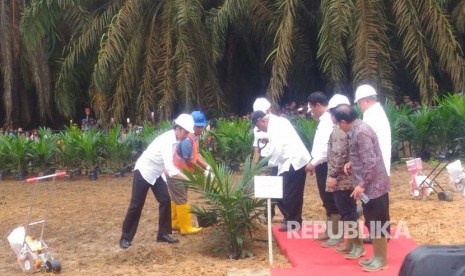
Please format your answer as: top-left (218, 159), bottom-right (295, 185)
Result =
top-left (191, 111), bottom-right (207, 127)
top-left (354, 84), bottom-right (377, 103)
top-left (174, 114), bottom-right (195, 133)
top-left (328, 94), bottom-right (350, 109)
top-left (253, 98), bottom-right (271, 112)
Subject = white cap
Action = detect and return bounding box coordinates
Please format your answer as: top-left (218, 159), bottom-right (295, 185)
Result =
top-left (328, 94), bottom-right (350, 109)
top-left (354, 84), bottom-right (377, 103)
top-left (174, 113), bottom-right (195, 133)
top-left (253, 98), bottom-right (271, 112)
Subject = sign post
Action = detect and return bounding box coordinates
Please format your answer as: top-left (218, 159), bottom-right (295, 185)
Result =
top-left (254, 175), bottom-right (283, 266)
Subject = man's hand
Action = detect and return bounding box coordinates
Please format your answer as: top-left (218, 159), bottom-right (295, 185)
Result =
top-left (306, 162), bottom-right (315, 175)
top-left (326, 177), bottom-right (337, 191)
top-left (350, 185), bottom-right (364, 199)
top-left (343, 162), bottom-right (352, 175)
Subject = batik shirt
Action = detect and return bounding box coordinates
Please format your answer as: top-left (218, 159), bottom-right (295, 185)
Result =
top-left (327, 125), bottom-right (353, 192)
top-left (348, 119), bottom-right (390, 199)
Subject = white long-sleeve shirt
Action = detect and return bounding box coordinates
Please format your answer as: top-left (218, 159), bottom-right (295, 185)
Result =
top-left (310, 111), bottom-right (333, 167)
top-left (134, 129), bottom-right (180, 184)
top-left (362, 102), bottom-right (391, 176)
top-left (266, 115), bottom-right (311, 175)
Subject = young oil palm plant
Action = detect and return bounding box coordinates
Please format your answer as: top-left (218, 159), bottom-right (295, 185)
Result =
top-left (57, 125), bottom-right (82, 177)
top-left (434, 93), bottom-right (465, 155)
top-left (0, 134), bottom-right (12, 179)
top-left (74, 128), bottom-right (103, 180)
top-left (293, 116), bottom-right (317, 153)
top-left (210, 118), bottom-right (254, 169)
top-left (384, 101), bottom-right (412, 161)
top-left (397, 105), bottom-right (439, 160)
top-left (101, 124), bottom-right (136, 176)
top-left (184, 153), bottom-right (269, 259)
top-left (30, 127), bottom-right (59, 175)
top-left (6, 135), bottom-right (33, 180)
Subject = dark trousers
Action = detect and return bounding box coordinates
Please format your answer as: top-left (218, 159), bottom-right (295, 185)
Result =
top-left (121, 170), bottom-right (172, 241)
top-left (333, 190), bottom-right (358, 222)
top-left (315, 162), bottom-right (339, 216)
top-left (277, 165), bottom-right (307, 224)
top-left (363, 193), bottom-right (390, 238)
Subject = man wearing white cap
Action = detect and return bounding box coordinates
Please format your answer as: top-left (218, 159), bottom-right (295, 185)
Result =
top-left (120, 114), bottom-right (195, 249)
top-left (354, 84), bottom-right (391, 244)
top-left (353, 84), bottom-right (391, 176)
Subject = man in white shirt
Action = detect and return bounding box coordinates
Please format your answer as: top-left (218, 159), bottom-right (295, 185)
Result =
top-left (305, 91), bottom-right (340, 242)
top-left (353, 84), bottom-right (391, 176)
top-left (120, 114), bottom-right (195, 249)
top-left (251, 98), bottom-right (279, 223)
top-left (354, 84), bottom-right (392, 244)
top-left (251, 110), bottom-right (311, 231)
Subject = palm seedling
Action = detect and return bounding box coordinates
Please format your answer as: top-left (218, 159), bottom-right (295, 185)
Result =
top-left (293, 117), bottom-right (317, 153)
top-left (434, 94), bottom-right (465, 156)
top-left (0, 134), bottom-right (13, 179)
top-left (210, 119), bottom-right (254, 170)
top-left (6, 135), bottom-right (33, 180)
top-left (184, 153), bottom-right (269, 259)
top-left (101, 125), bottom-right (136, 176)
top-left (57, 125), bottom-right (82, 178)
top-left (397, 105), bottom-right (438, 160)
top-left (74, 129), bottom-right (103, 180)
top-left (30, 127), bottom-right (59, 175)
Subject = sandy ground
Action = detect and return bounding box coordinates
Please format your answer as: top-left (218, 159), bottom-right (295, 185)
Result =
top-left (1, 162), bottom-right (465, 275)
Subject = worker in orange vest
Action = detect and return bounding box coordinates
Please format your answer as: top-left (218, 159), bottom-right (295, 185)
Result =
top-left (168, 111), bottom-right (211, 235)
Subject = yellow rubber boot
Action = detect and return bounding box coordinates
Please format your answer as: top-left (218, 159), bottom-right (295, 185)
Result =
top-left (177, 203), bottom-right (202, 235)
top-left (171, 201), bottom-right (179, 231)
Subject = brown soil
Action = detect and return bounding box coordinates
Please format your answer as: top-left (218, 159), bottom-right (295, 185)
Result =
top-left (1, 162), bottom-right (465, 275)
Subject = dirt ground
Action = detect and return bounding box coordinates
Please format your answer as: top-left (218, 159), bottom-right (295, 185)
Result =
top-left (1, 161), bottom-right (465, 275)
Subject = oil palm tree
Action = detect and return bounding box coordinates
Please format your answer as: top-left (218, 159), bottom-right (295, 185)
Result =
top-left (269, 0), bottom-right (465, 103)
top-left (20, 0), bottom-right (225, 124)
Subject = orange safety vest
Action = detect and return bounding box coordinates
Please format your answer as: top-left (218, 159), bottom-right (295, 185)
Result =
top-left (173, 133), bottom-right (199, 172)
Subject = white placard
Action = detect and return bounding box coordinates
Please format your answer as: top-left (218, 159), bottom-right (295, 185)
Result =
top-left (254, 176), bottom-right (283, 199)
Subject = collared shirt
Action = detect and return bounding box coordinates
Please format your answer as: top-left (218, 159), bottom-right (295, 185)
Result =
top-left (310, 111), bottom-right (333, 166)
top-left (134, 129), bottom-right (180, 185)
top-left (362, 102), bottom-right (391, 176)
top-left (266, 115), bottom-right (311, 175)
top-left (348, 119), bottom-right (390, 199)
top-left (327, 125), bottom-right (353, 191)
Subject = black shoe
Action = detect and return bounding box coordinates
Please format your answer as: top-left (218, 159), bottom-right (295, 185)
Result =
top-left (119, 238), bottom-right (132, 249)
top-left (278, 222), bottom-right (301, 232)
top-left (156, 234), bottom-right (179, 244)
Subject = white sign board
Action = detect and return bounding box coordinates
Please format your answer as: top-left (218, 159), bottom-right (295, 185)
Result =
top-left (254, 176), bottom-right (283, 199)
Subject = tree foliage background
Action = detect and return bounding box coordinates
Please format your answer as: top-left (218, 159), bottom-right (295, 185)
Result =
top-left (1, 0), bottom-right (464, 128)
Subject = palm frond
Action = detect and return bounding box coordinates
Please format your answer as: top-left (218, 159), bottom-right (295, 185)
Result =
top-left (267, 0), bottom-right (299, 104)
top-left (317, 0), bottom-right (354, 91)
top-left (419, 0), bottom-right (465, 95)
top-left (393, 0), bottom-right (438, 103)
top-left (351, 0), bottom-right (394, 98)
top-left (452, 0), bottom-right (465, 34)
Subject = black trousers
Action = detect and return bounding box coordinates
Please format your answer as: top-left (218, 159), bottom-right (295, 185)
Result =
top-left (315, 162), bottom-right (339, 216)
top-left (121, 170), bottom-right (172, 242)
top-left (277, 165), bottom-right (307, 224)
top-left (363, 193), bottom-right (391, 238)
top-left (333, 190), bottom-right (358, 222)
